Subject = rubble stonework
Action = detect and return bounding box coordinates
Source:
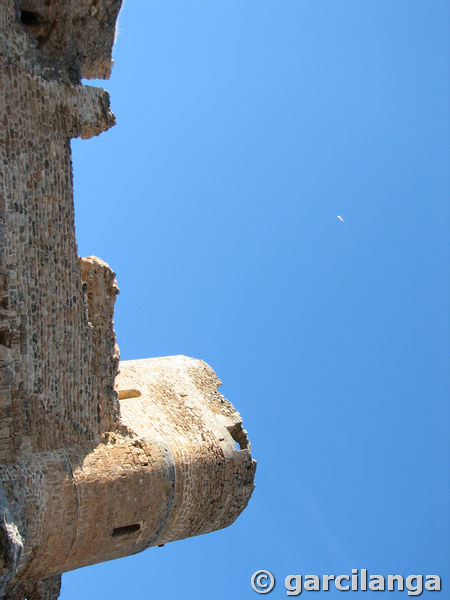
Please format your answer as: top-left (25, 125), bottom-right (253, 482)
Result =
top-left (0, 2), bottom-right (256, 598)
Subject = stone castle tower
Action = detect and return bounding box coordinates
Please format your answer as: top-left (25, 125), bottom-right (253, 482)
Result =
top-left (0, 2), bottom-right (256, 598)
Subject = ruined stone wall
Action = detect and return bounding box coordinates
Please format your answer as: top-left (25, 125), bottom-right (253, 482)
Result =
top-left (0, 3), bottom-right (255, 599)
top-left (0, 1), bottom-right (120, 465)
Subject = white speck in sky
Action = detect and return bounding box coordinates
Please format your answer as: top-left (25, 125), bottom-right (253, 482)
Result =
top-left (337, 215), bottom-right (345, 222)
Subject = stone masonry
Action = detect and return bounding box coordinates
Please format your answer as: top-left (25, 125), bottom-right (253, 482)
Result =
top-left (0, 2), bottom-right (256, 598)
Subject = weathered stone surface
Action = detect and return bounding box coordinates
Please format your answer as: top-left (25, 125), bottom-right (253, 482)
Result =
top-left (0, 2), bottom-right (256, 598)
top-left (15, 0), bottom-right (122, 82)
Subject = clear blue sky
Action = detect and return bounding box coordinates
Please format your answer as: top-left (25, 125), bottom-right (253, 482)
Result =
top-left (65, 1), bottom-right (448, 597)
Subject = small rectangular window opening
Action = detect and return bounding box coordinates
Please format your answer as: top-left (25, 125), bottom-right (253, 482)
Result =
top-left (118, 389), bottom-right (142, 400)
top-left (112, 523), bottom-right (141, 537)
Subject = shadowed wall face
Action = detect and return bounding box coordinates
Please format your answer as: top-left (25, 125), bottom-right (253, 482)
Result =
top-left (0, 1), bottom-right (118, 466)
top-left (0, 3), bottom-right (124, 596)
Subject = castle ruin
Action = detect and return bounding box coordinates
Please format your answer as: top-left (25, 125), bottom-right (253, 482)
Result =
top-left (0, 2), bottom-right (256, 598)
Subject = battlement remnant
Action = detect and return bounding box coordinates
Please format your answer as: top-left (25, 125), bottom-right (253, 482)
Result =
top-left (0, 2), bottom-right (256, 598)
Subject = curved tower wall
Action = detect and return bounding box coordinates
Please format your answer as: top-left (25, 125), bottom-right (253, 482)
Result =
top-left (0, 357), bottom-right (255, 581)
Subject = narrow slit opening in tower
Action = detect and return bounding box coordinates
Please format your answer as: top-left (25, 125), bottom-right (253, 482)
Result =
top-left (112, 523), bottom-right (141, 537)
top-left (118, 388), bottom-right (142, 400)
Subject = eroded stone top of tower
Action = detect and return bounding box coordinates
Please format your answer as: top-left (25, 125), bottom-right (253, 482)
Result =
top-left (16, 0), bottom-right (122, 81)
